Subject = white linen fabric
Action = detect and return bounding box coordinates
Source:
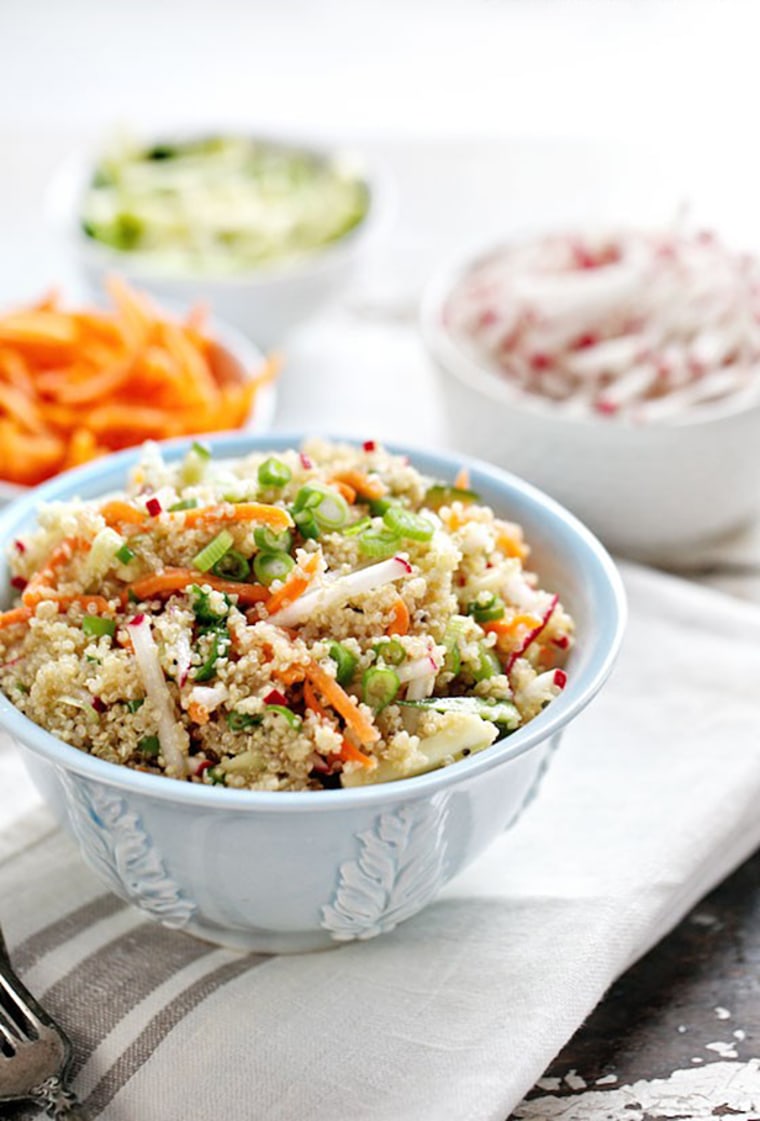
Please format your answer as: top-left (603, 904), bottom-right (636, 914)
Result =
top-left (2, 562), bottom-right (760, 1121)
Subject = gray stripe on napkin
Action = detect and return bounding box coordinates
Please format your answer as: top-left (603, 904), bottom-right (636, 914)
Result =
top-left (13, 893), bottom-right (126, 974)
top-left (84, 953), bottom-right (265, 1118)
top-left (41, 921), bottom-right (216, 1070)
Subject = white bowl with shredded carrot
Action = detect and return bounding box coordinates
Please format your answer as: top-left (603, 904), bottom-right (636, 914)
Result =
top-left (0, 277), bottom-right (277, 503)
top-left (0, 434), bottom-right (624, 951)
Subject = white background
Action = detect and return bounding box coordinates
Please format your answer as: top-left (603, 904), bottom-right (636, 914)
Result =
top-left (2, 0), bottom-right (760, 451)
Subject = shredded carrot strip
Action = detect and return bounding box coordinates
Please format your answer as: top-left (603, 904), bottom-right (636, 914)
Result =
top-left (181, 502), bottom-right (293, 531)
top-left (454, 467), bottom-right (470, 489)
top-left (331, 470), bottom-right (387, 501)
top-left (187, 701), bottom-right (210, 725)
top-left (0, 280), bottom-right (278, 486)
top-left (23, 536), bottom-right (90, 607)
top-left (495, 527), bottom-right (528, 560)
top-left (303, 679), bottom-right (331, 721)
top-left (483, 613), bottom-right (543, 649)
top-left (331, 480), bottom-right (357, 504)
top-left (265, 553), bottom-right (320, 616)
top-left (0, 606), bottom-right (32, 630)
top-left (100, 500), bottom-right (148, 528)
top-left (305, 660), bottom-right (380, 745)
top-left (387, 598), bottom-right (410, 636)
top-left (338, 739), bottom-right (375, 768)
top-left (128, 568), bottom-right (269, 606)
top-left (273, 663), bottom-right (308, 687)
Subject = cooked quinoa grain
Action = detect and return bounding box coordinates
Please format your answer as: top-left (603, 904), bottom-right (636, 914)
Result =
top-left (0, 440), bottom-right (573, 789)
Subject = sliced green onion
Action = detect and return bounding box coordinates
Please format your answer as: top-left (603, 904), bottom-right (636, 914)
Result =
top-left (192, 440), bottom-right (211, 461)
top-left (258, 457), bottom-right (292, 488)
top-left (114, 543), bottom-right (136, 565)
top-left (253, 526), bottom-right (292, 553)
top-left (207, 765), bottom-right (227, 785)
top-left (329, 641), bottom-right (358, 686)
top-left (423, 484), bottom-right (480, 511)
top-left (292, 485), bottom-right (324, 513)
top-left (82, 615), bottom-right (116, 639)
top-left (358, 527), bottom-right (401, 559)
top-left (362, 666), bottom-right (400, 711)
top-left (373, 638), bottom-right (406, 666)
top-left (169, 497), bottom-right (199, 512)
top-left (253, 551), bottom-right (295, 586)
top-left (467, 593), bottom-right (506, 624)
top-left (293, 508), bottom-right (320, 539)
top-left (138, 735), bottom-right (160, 757)
top-left (192, 529), bottom-right (234, 572)
top-left (472, 644), bottom-right (502, 682)
top-left (126, 698), bottom-right (145, 713)
top-left (226, 711), bottom-right (263, 731)
top-left (342, 516), bottom-right (372, 537)
top-left (265, 704), bottom-right (302, 730)
top-left (312, 490), bottom-right (349, 531)
top-left (212, 550), bottom-right (250, 582)
top-left (368, 497), bottom-right (396, 517)
top-left (383, 506), bottom-right (435, 542)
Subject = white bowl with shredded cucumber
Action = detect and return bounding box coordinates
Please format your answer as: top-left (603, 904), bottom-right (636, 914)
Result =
top-left (0, 434), bottom-right (624, 952)
top-left (48, 133), bottom-right (392, 345)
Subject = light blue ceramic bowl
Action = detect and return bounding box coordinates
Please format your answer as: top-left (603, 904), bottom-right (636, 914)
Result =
top-left (0, 435), bottom-right (626, 953)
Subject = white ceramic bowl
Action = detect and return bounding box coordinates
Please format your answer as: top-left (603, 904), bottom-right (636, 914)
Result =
top-left (0, 313), bottom-right (277, 507)
top-left (0, 434), bottom-right (625, 953)
top-left (48, 134), bottom-right (392, 347)
top-left (422, 248), bottom-right (760, 564)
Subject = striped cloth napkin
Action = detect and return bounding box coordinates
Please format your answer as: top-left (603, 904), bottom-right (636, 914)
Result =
top-left (3, 562), bottom-right (760, 1121)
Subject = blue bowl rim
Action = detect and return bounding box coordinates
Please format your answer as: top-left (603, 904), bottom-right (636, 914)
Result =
top-left (0, 433), bottom-right (627, 813)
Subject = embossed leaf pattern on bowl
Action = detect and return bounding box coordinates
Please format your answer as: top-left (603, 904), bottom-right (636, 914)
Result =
top-left (61, 775), bottom-right (195, 929)
top-left (321, 791), bottom-right (450, 941)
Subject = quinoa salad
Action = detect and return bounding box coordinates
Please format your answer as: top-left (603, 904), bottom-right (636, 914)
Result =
top-left (0, 440), bottom-right (574, 791)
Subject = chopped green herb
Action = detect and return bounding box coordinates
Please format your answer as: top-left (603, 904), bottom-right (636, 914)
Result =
top-left (168, 498), bottom-right (199, 512)
top-left (138, 735), bottom-right (161, 757)
top-left (126, 698), bottom-right (145, 713)
top-left (207, 765), bottom-right (227, 785)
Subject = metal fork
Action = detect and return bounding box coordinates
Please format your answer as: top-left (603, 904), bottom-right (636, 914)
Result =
top-left (0, 927), bottom-right (85, 1118)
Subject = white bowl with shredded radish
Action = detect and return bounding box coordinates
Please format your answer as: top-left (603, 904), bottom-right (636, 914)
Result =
top-left (422, 228), bottom-right (760, 561)
top-left (0, 433), bottom-right (624, 952)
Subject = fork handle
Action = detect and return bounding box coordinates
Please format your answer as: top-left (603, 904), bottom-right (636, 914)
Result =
top-left (31, 1075), bottom-right (88, 1119)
